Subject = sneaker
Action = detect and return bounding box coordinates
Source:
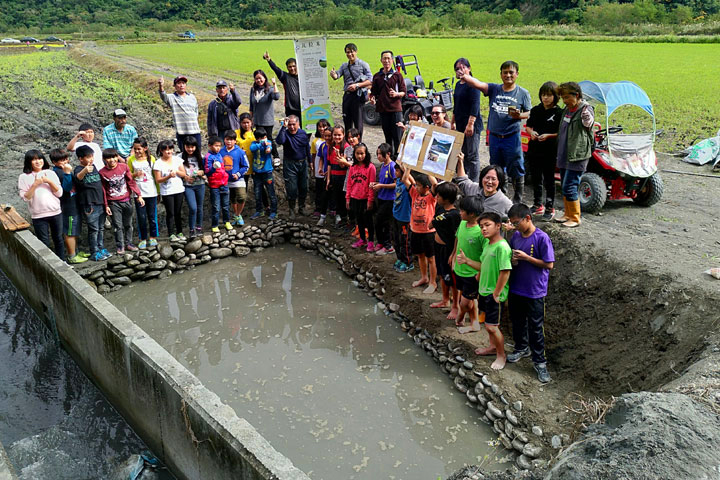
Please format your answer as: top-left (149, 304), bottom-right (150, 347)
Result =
top-left (329, 210), bottom-right (336, 217)
top-left (100, 249), bottom-right (112, 260)
top-left (366, 241), bottom-right (375, 252)
top-left (91, 251), bottom-right (105, 262)
top-left (225, 222), bottom-right (233, 231)
top-left (195, 227), bottom-right (203, 234)
top-left (211, 226), bottom-right (220, 233)
top-left (384, 246), bottom-right (395, 255)
top-left (534, 363), bottom-right (552, 384)
top-left (317, 215), bottom-right (326, 226)
top-left (126, 243), bottom-right (139, 252)
top-left (352, 239), bottom-right (367, 249)
top-left (77, 251), bottom-right (91, 258)
top-left (269, 213), bottom-right (277, 220)
top-left (149, 238), bottom-right (158, 247)
top-left (138, 240), bottom-right (147, 249)
top-left (351, 226), bottom-right (360, 238)
top-left (250, 211), bottom-right (265, 220)
top-left (405, 262), bottom-right (415, 272)
top-left (531, 204), bottom-right (545, 215)
top-left (117, 247), bottom-right (125, 255)
top-left (507, 348), bottom-right (531, 363)
top-left (177, 232), bottom-right (186, 239)
top-left (170, 234), bottom-right (178, 242)
top-left (393, 259), bottom-right (402, 268)
top-left (372, 243), bottom-right (383, 252)
top-left (376, 246), bottom-right (394, 256)
top-left (542, 208), bottom-right (555, 221)
top-left (235, 215), bottom-right (245, 226)
top-left (395, 262), bottom-right (413, 273)
top-left (335, 215), bottom-right (342, 226)
top-left (67, 254), bottom-right (88, 264)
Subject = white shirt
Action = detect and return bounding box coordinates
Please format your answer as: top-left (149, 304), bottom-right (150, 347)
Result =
top-left (74, 141), bottom-right (104, 171)
top-left (129, 157), bottom-right (158, 198)
top-left (153, 155), bottom-right (185, 196)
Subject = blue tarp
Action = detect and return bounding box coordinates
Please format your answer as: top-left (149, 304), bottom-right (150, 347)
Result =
top-left (579, 81), bottom-right (654, 117)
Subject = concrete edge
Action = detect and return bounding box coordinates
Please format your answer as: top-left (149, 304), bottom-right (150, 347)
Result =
top-left (0, 227), bottom-right (310, 480)
top-left (0, 439), bottom-right (17, 480)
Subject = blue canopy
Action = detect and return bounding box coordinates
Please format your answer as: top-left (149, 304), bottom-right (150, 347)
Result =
top-left (579, 81), bottom-right (654, 117)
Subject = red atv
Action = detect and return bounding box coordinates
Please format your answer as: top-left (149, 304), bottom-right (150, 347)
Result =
top-left (572, 81), bottom-right (664, 213)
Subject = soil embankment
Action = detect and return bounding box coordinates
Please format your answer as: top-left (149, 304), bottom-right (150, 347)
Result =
top-left (1, 46), bottom-right (719, 478)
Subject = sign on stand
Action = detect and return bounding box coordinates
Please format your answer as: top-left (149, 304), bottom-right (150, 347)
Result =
top-left (397, 121), bottom-right (465, 181)
top-left (294, 36), bottom-right (332, 131)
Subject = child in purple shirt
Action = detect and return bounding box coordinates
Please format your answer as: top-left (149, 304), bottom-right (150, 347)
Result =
top-left (506, 203), bottom-right (555, 383)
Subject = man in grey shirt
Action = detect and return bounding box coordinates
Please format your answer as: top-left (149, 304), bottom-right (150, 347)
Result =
top-left (158, 75), bottom-right (202, 151)
top-left (330, 43), bottom-right (372, 140)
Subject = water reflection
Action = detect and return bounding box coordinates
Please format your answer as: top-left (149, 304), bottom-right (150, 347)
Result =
top-left (109, 246), bottom-right (504, 479)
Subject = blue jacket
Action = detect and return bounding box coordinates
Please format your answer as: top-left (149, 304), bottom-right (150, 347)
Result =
top-left (220, 146), bottom-right (249, 182)
top-left (250, 140), bottom-right (274, 173)
top-left (276, 127), bottom-right (311, 162)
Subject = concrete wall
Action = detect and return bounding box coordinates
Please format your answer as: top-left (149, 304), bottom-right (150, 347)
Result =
top-left (0, 227), bottom-right (309, 480)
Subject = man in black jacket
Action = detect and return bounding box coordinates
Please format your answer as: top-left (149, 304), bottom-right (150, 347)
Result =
top-left (207, 80), bottom-right (242, 137)
top-left (264, 51), bottom-right (302, 126)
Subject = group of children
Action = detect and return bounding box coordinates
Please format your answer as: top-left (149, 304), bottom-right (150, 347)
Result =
top-left (19, 118), bottom-right (280, 263)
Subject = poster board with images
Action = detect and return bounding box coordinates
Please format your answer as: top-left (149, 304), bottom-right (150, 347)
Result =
top-left (396, 121), bottom-right (464, 181)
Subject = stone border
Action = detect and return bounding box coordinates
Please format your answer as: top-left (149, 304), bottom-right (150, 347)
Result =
top-left (79, 219), bottom-right (549, 471)
top-left (0, 226), bottom-right (310, 480)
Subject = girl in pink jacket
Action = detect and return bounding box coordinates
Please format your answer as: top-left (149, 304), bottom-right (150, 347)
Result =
top-left (18, 149), bottom-right (65, 260)
top-left (346, 143), bottom-right (377, 251)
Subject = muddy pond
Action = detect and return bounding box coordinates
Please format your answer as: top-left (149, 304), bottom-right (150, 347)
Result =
top-left (108, 244), bottom-right (507, 479)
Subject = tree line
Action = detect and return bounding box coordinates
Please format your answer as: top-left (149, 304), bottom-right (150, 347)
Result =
top-left (2, 0), bottom-right (720, 34)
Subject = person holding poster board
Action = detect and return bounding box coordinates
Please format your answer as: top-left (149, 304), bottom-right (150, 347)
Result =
top-left (396, 121), bottom-right (464, 182)
top-left (263, 51), bottom-right (301, 124)
top-left (293, 37), bottom-right (332, 132)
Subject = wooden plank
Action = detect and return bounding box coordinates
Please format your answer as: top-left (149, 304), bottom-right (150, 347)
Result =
top-left (0, 205), bottom-right (31, 231)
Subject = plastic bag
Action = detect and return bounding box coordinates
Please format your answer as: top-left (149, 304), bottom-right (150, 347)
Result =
top-left (705, 268), bottom-right (720, 280)
top-left (683, 129), bottom-right (720, 166)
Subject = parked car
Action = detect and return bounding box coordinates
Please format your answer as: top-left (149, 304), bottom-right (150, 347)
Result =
top-left (178, 31), bottom-right (196, 40)
top-left (1, 38), bottom-right (21, 44)
top-left (45, 36), bottom-right (63, 42)
top-left (20, 36), bottom-right (39, 43)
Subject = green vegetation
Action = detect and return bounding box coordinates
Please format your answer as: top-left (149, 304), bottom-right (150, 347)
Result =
top-left (113, 38), bottom-right (720, 149)
top-left (3, 0), bottom-right (720, 37)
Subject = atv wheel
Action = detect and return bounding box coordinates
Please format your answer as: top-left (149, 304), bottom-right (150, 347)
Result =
top-left (362, 103), bottom-right (381, 126)
top-left (632, 173), bottom-right (663, 207)
top-left (578, 172), bottom-right (606, 214)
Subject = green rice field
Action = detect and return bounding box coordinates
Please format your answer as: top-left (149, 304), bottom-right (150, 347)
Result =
top-left (113, 38), bottom-right (720, 149)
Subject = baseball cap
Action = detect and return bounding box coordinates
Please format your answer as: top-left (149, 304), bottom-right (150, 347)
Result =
top-left (173, 75), bottom-right (188, 84)
top-left (113, 108), bottom-right (127, 117)
top-left (216, 80), bottom-right (228, 87)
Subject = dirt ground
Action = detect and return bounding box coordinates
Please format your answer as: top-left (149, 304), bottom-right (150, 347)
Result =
top-left (1, 46), bottom-right (719, 476)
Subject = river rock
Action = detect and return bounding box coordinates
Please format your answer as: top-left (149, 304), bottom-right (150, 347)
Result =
top-left (522, 443), bottom-right (542, 459)
top-left (516, 454), bottom-right (532, 470)
top-left (506, 408), bottom-right (519, 426)
top-left (130, 271), bottom-right (145, 280)
top-left (123, 253), bottom-right (135, 262)
top-left (209, 247), bottom-right (232, 259)
top-left (512, 438), bottom-right (526, 453)
top-left (159, 245), bottom-right (174, 259)
top-left (172, 249), bottom-right (186, 261)
top-left (158, 269), bottom-right (172, 279)
top-left (150, 252), bottom-right (161, 262)
top-left (177, 256), bottom-right (190, 266)
top-left (184, 238), bottom-right (203, 253)
top-left (104, 270), bottom-right (116, 279)
top-left (532, 426), bottom-right (543, 437)
top-left (88, 270), bottom-right (104, 281)
top-left (134, 263), bottom-right (149, 271)
top-left (107, 255), bottom-right (125, 266)
top-left (151, 259), bottom-right (168, 270)
top-left (513, 401), bottom-right (523, 412)
top-left (551, 435), bottom-right (563, 449)
top-left (234, 246), bottom-right (251, 257)
top-left (127, 259), bottom-right (140, 267)
top-left (487, 402), bottom-right (504, 418)
top-left (143, 270), bottom-right (161, 280)
top-left (499, 433), bottom-right (513, 450)
top-left (94, 276), bottom-right (105, 285)
top-left (115, 268), bottom-right (134, 277)
top-left (97, 284), bottom-right (111, 294)
top-left (113, 276), bottom-right (132, 286)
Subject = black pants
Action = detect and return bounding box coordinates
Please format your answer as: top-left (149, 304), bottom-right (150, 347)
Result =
top-left (329, 175), bottom-right (347, 219)
top-left (162, 192), bottom-right (184, 235)
top-left (314, 177), bottom-right (328, 214)
top-left (392, 218), bottom-right (412, 265)
top-left (342, 92), bottom-right (365, 140)
top-left (509, 293), bottom-right (547, 364)
top-left (529, 153), bottom-right (556, 208)
top-left (33, 213), bottom-right (65, 261)
top-left (374, 199), bottom-right (393, 248)
top-left (380, 111), bottom-right (403, 156)
top-left (261, 124), bottom-right (280, 159)
top-left (350, 198), bottom-right (374, 242)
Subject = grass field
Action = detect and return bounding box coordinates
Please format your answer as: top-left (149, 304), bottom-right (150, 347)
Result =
top-left (113, 38), bottom-right (720, 149)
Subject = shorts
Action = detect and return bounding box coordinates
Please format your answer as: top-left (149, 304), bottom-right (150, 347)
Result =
top-left (230, 186), bottom-right (247, 205)
top-left (62, 211), bottom-right (81, 236)
top-left (478, 293), bottom-right (501, 326)
top-left (410, 231), bottom-right (435, 258)
top-left (435, 242), bottom-right (453, 286)
top-left (454, 273), bottom-right (479, 300)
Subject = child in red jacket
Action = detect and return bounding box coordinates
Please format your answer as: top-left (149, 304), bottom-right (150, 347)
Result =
top-left (346, 143), bottom-right (376, 251)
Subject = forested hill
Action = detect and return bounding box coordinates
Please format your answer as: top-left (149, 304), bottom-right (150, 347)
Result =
top-left (2, 0), bottom-right (719, 32)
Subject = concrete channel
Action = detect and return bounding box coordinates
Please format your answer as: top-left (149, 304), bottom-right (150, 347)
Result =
top-left (0, 226), bottom-right (310, 480)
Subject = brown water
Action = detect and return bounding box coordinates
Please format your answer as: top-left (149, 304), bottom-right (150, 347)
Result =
top-left (108, 245), bottom-right (506, 479)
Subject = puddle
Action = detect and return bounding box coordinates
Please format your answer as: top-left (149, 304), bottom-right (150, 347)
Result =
top-left (108, 245), bottom-right (507, 479)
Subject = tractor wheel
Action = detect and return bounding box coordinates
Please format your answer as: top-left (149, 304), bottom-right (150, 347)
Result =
top-left (632, 173), bottom-right (664, 207)
top-left (578, 172), bottom-right (606, 214)
top-left (362, 103), bottom-right (381, 126)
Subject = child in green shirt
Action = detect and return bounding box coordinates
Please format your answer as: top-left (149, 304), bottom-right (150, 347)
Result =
top-left (457, 211), bottom-right (512, 370)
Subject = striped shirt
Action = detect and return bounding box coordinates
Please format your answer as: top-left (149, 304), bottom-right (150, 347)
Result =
top-left (102, 123), bottom-right (138, 158)
top-left (159, 91), bottom-right (201, 135)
